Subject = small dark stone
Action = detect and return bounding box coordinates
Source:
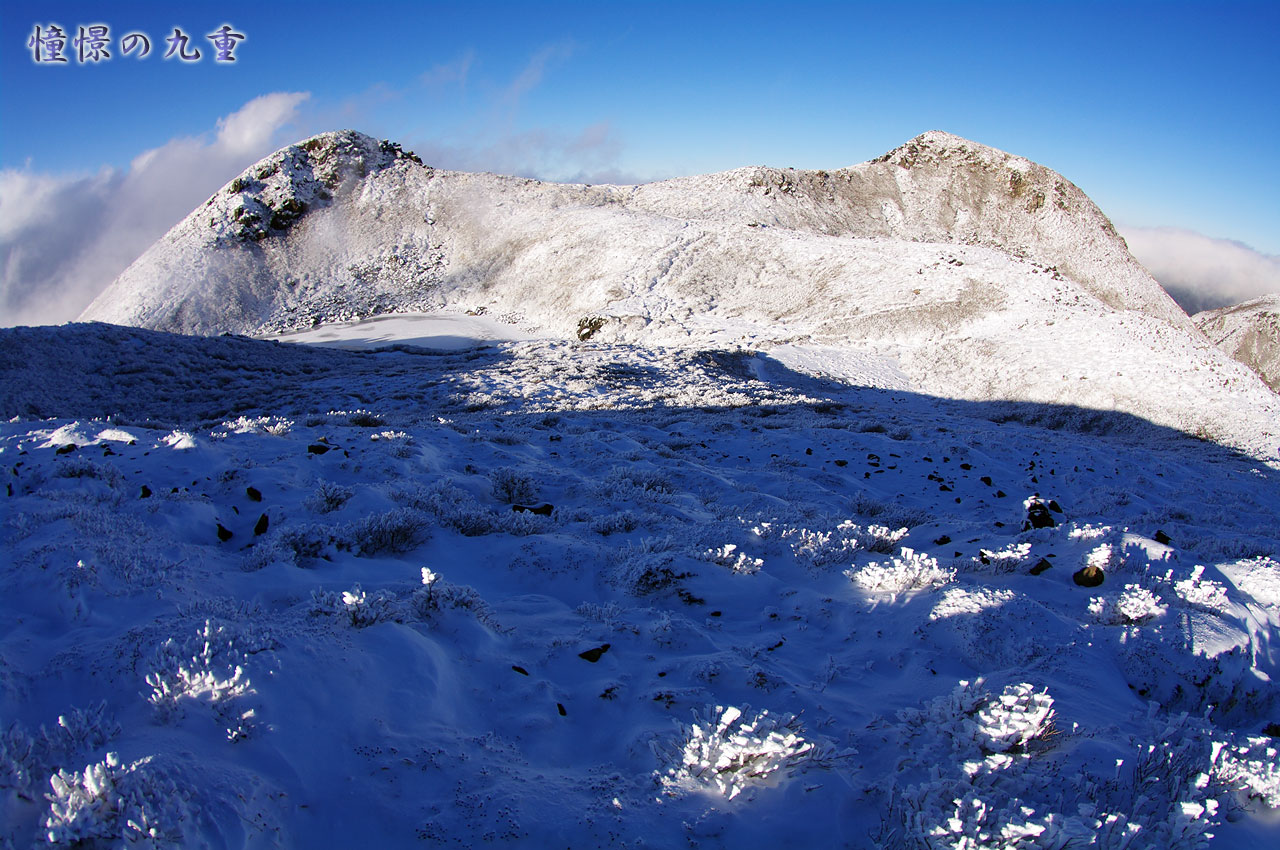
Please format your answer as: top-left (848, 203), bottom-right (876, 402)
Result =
top-left (960, 463), bottom-right (972, 470)
top-left (578, 644), bottom-right (611, 663)
top-left (216, 523), bottom-right (234, 542)
top-left (512, 503), bottom-right (554, 516)
top-left (511, 665), bottom-right (529, 676)
top-left (995, 490), bottom-right (1007, 498)
top-left (1154, 530), bottom-right (1173, 545)
top-left (980, 476), bottom-right (992, 486)
top-left (307, 443), bottom-right (331, 455)
top-left (55, 444), bottom-right (76, 455)
top-left (1073, 566), bottom-right (1105, 587)
top-left (805, 448), bottom-right (813, 455)
top-left (246, 486), bottom-right (263, 502)
top-left (140, 485), bottom-right (152, 499)
top-left (557, 703), bottom-right (567, 716)
top-left (934, 535), bottom-right (952, 545)
top-left (1263, 722), bottom-right (1280, 737)
top-left (834, 459), bottom-right (848, 467)
top-left (254, 513), bottom-right (270, 536)
top-left (1029, 558), bottom-right (1053, 575)
top-left (1023, 499), bottom-right (1056, 530)
top-left (1047, 500), bottom-right (1063, 513)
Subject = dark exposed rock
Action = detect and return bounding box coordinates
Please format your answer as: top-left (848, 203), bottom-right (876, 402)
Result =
top-left (216, 523), bottom-right (233, 542)
top-left (578, 644), bottom-right (611, 663)
top-left (140, 485), bottom-right (152, 499)
top-left (1073, 566), bottom-right (1105, 587)
top-left (1023, 498), bottom-right (1057, 530)
top-left (513, 503), bottom-right (554, 516)
top-left (254, 513), bottom-right (269, 536)
top-left (1154, 530), bottom-right (1173, 545)
top-left (308, 443), bottom-right (331, 455)
top-left (1029, 558), bottom-right (1053, 575)
top-left (246, 486), bottom-right (262, 502)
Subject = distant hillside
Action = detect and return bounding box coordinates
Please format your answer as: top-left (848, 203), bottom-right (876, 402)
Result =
top-left (1195, 294), bottom-right (1280, 392)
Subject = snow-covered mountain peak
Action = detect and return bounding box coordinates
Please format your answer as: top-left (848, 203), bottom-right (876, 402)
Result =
top-left (76, 129), bottom-right (1280, 460)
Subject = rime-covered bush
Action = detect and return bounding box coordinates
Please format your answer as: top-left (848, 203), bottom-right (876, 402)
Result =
top-left (1068, 523), bottom-right (1112, 541)
top-left (311, 583), bottom-right (397, 627)
top-left (847, 548), bottom-right (954, 599)
top-left (146, 620), bottom-right (267, 740)
top-left (1173, 566), bottom-right (1232, 614)
top-left (51, 456), bottom-right (123, 486)
top-left (785, 521), bottom-right (909, 569)
top-left (701, 543), bottom-right (762, 574)
top-left (974, 542), bottom-right (1032, 573)
top-left (589, 510), bottom-right (640, 536)
top-left (1084, 542), bottom-right (1116, 572)
top-left (1214, 736), bottom-right (1280, 808)
top-left (344, 508), bottom-right (431, 555)
top-left (1089, 584), bottom-right (1166, 625)
top-left (44, 752), bottom-right (186, 847)
top-left (659, 706), bottom-right (815, 800)
top-left (304, 480), bottom-right (354, 514)
top-left (901, 680), bottom-right (1056, 756)
top-left (0, 705), bottom-right (120, 798)
top-left (489, 467), bottom-right (536, 504)
top-left (596, 466), bottom-right (676, 501)
top-left (330, 408), bottom-right (385, 427)
top-left (370, 430), bottom-right (414, 457)
top-left (211, 415), bottom-right (293, 437)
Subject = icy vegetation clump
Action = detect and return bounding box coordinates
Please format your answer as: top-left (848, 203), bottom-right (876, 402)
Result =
top-left (847, 548), bottom-right (954, 599)
top-left (974, 542), bottom-right (1033, 573)
top-left (210, 415), bottom-right (293, 437)
top-left (1214, 737), bottom-right (1280, 808)
top-left (304, 479), bottom-right (354, 514)
top-left (145, 620), bottom-right (266, 740)
top-left (1, 704), bottom-right (120, 799)
top-left (44, 752), bottom-right (187, 848)
top-left (658, 706), bottom-right (816, 800)
top-left (1172, 565), bottom-right (1233, 614)
top-left (785, 521), bottom-right (909, 568)
top-left (701, 543), bottom-right (762, 575)
top-left (311, 583), bottom-right (397, 627)
top-left (343, 507), bottom-right (431, 555)
top-left (370, 429), bottom-right (414, 457)
top-left (489, 467), bottom-right (537, 504)
top-left (1089, 584), bottom-right (1167, 625)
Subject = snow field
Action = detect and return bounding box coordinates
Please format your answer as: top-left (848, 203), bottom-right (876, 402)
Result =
top-left (1, 326), bottom-right (1279, 848)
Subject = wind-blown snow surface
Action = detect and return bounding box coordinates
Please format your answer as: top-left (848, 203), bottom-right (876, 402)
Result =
top-left (1195, 295), bottom-right (1280, 393)
top-left (78, 130), bottom-right (1280, 461)
top-left (3, 321), bottom-right (1280, 848)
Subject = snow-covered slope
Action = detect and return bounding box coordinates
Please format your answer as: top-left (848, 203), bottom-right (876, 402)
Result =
top-left (3, 321), bottom-right (1280, 848)
top-left (79, 130), bottom-right (1280, 460)
top-left (1195, 295), bottom-right (1280, 392)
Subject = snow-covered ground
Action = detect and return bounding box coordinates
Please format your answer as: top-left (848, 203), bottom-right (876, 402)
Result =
top-left (3, 319), bottom-right (1279, 848)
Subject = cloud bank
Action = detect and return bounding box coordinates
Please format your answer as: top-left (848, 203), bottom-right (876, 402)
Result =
top-left (1, 92), bottom-right (310, 327)
top-left (1120, 226), bottom-right (1280, 315)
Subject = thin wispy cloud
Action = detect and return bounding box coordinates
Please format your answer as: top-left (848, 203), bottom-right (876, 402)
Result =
top-left (419, 50), bottom-right (476, 90)
top-left (0, 92), bottom-right (310, 326)
top-left (1120, 226), bottom-right (1280, 315)
top-left (500, 41), bottom-right (575, 108)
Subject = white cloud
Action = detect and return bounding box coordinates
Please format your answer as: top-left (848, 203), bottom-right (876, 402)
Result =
top-left (1120, 225), bottom-right (1280, 315)
top-left (0, 92), bottom-right (311, 327)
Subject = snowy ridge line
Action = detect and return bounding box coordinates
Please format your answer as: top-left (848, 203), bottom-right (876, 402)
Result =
top-left (75, 129), bottom-right (1280, 461)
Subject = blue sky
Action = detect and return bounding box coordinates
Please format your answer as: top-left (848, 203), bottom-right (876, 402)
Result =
top-left (2, 0), bottom-right (1278, 323)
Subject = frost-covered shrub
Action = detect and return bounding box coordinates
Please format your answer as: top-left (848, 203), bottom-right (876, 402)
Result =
top-left (658, 706), bottom-right (816, 800)
top-left (847, 548), bottom-right (954, 599)
top-left (1068, 523), bottom-right (1112, 541)
top-left (211, 415), bottom-right (293, 437)
top-left (161, 430), bottom-right (196, 450)
top-left (596, 467), bottom-right (676, 501)
top-left (370, 430), bottom-right (414, 457)
top-left (902, 680), bottom-right (1057, 757)
top-left (2, 704), bottom-right (122, 797)
top-left (330, 408), bottom-right (385, 427)
top-left (51, 456), bottom-right (123, 486)
top-left (1089, 584), bottom-right (1166, 625)
top-left (589, 510), bottom-right (640, 536)
top-left (785, 521), bottom-right (909, 569)
top-left (344, 508), bottom-right (431, 555)
top-left (1214, 736), bottom-right (1280, 808)
top-left (305, 480), bottom-right (354, 514)
top-left (44, 752), bottom-right (187, 847)
top-left (1084, 542), bottom-right (1116, 571)
top-left (311, 583), bottom-right (397, 627)
top-left (974, 542), bottom-right (1032, 573)
top-left (146, 620), bottom-right (267, 740)
top-left (1173, 566), bottom-right (1232, 614)
top-left (701, 543), bottom-right (762, 575)
top-left (612, 537), bottom-right (689, 596)
top-left (490, 467), bottom-right (537, 504)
